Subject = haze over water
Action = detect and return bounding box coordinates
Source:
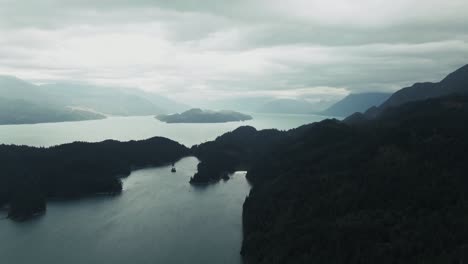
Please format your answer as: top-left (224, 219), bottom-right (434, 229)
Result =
top-left (0, 113), bottom-right (328, 147)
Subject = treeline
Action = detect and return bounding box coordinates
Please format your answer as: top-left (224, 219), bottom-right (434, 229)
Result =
top-left (0, 137), bottom-right (189, 221)
top-left (190, 126), bottom-right (284, 184)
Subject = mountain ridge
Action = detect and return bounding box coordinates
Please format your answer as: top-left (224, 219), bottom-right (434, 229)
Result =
top-left (321, 92), bottom-right (391, 117)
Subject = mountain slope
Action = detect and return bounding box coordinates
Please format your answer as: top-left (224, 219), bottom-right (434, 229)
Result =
top-left (0, 76), bottom-right (107, 125)
top-left (39, 83), bottom-right (167, 116)
top-left (125, 89), bottom-right (189, 114)
top-left (0, 97), bottom-right (105, 125)
top-left (240, 95), bottom-right (468, 263)
top-left (378, 64), bottom-right (468, 110)
top-left (322, 92), bottom-right (391, 117)
top-left (0, 75), bottom-right (188, 124)
top-left (0, 75), bottom-right (53, 104)
top-left (256, 98), bottom-right (334, 114)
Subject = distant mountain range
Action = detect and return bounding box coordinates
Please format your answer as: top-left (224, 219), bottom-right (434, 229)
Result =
top-left (321, 92), bottom-right (391, 117)
top-left (204, 97), bottom-right (336, 115)
top-left (0, 98), bottom-right (105, 125)
top-left (256, 98), bottom-right (333, 114)
top-left (0, 76), bottom-right (188, 125)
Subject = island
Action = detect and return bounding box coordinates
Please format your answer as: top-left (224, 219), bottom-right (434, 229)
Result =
top-left (156, 108), bottom-right (253, 123)
top-left (0, 137), bottom-right (189, 221)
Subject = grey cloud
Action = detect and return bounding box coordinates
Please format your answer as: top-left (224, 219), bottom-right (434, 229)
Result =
top-left (0, 0), bottom-right (467, 104)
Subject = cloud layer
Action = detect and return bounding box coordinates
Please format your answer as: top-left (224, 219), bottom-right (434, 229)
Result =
top-left (0, 0), bottom-right (467, 104)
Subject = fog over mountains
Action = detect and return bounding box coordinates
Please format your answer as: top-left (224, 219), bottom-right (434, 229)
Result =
top-left (321, 93), bottom-right (391, 117)
top-left (2, 64), bottom-right (467, 125)
top-left (0, 75), bottom-right (188, 124)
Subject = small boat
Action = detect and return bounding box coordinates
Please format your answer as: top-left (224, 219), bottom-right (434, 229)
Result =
top-left (171, 167), bottom-right (176, 173)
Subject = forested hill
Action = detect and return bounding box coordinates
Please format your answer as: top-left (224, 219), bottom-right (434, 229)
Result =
top-left (0, 137), bottom-right (189, 221)
top-left (241, 95), bottom-right (468, 263)
top-left (359, 64), bottom-right (468, 119)
top-left (189, 94), bottom-right (468, 263)
top-left (190, 126), bottom-right (284, 184)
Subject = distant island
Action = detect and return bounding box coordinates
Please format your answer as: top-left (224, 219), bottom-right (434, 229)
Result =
top-left (156, 108), bottom-right (253, 123)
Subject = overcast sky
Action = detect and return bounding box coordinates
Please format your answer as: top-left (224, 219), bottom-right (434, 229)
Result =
top-left (1, 0), bottom-right (467, 104)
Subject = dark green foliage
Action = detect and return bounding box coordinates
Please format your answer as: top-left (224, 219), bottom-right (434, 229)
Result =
top-left (0, 137), bottom-right (189, 221)
top-left (190, 126), bottom-right (284, 184)
top-left (239, 96), bottom-right (468, 263)
top-left (8, 175), bottom-right (46, 220)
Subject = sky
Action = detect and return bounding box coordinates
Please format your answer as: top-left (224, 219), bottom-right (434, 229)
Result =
top-left (0, 0), bottom-right (467, 104)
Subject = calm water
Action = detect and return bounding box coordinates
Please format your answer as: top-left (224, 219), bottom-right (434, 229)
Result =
top-left (0, 113), bottom-right (329, 147)
top-left (0, 158), bottom-right (251, 264)
top-left (0, 114), bottom-right (328, 264)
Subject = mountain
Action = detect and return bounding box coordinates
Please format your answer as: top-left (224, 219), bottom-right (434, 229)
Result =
top-left (124, 89), bottom-right (189, 114)
top-left (39, 83), bottom-right (167, 116)
top-left (188, 64), bottom-right (468, 262)
top-left (321, 92), bottom-right (391, 117)
top-left (156, 108), bottom-right (253, 123)
top-left (0, 75), bottom-right (189, 124)
top-left (361, 64), bottom-right (468, 118)
top-left (256, 98), bottom-right (333, 114)
top-left (197, 97), bottom-right (336, 115)
top-left (0, 75), bottom-right (50, 103)
top-left (0, 76), bottom-right (106, 125)
top-left (0, 97), bottom-right (105, 125)
top-left (190, 95), bottom-right (468, 263)
top-left (240, 95), bottom-right (468, 263)
top-left (203, 97), bottom-right (273, 113)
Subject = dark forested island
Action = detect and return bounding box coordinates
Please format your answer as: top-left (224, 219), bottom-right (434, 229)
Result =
top-left (156, 108), bottom-right (253, 123)
top-left (0, 137), bottom-right (189, 221)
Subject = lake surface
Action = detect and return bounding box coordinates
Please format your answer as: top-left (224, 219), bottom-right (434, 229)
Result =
top-left (1, 158), bottom-right (251, 264)
top-left (0, 113), bottom-right (329, 264)
top-left (0, 113), bottom-right (329, 147)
